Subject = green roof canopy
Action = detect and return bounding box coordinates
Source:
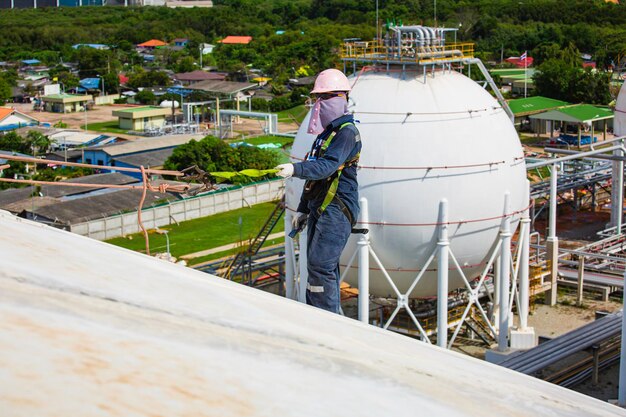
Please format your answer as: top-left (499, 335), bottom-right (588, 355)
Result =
top-left (507, 96), bottom-right (569, 116)
top-left (529, 104), bottom-right (613, 123)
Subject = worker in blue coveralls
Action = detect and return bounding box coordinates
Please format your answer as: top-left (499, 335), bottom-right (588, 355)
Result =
top-left (275, 68), bottom-right (362, 314)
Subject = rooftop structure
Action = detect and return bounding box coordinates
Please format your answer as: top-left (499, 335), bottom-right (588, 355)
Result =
top-left (137, 39), bottom-right (167, 48)
top-left (0, 106), bottom-right (39, 131)
top-left (188, 80), bottom-right (256, 97)
top-left (219, 36), bottom-right (252, 45)
top-left (174, 70), bottom-right (227, 85)
top-left (0, 173), bottom-right (137, 209)
top-left (112, 106), bottom-right (172, 131)
top-left (507, 96), bottom-right (570, 117)
top-left (0, 211), bottom-right (622, 416)
top-left (530, 104), bottom-right (614, 124)
top-left (40, 93), bottom-right (92, 113)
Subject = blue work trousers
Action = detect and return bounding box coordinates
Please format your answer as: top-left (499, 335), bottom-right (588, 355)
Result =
top-left (305, 202), bottom-right (352, 314)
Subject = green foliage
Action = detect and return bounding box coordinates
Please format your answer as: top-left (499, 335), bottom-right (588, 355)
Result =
top-left (55, 71), bottom-right (80, 90)
top-left (0, 78), bottom-right (11, 106)
top-left (134, 90), bottom-right (157, 105)
top-left (0, 1), bottom-right (625, 86)
top-left (250, 97), bottom-right (270, 112)
top-left (0, 161), bottom-right (26, 190)
top-left (0, 70), bottom-right (16, 105)
top-left (26, 131), bottom-right (53, 156)
top-left (127, 69), bottom-right (172, 89)
top-left (0, 131), bottom-right (29, 154)
top-left (175, 56), bottom-right (197, 73)
top-left (164, 135), bottom-right (280, 184)
top-left (32, 166), bottom-right (94, 182)
top-left (534, 58), bottom-right (611, 104)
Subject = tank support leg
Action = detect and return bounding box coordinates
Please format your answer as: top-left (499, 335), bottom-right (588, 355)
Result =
top-left (498, 192), bottom-right (512, 352)
top-left (546, 162), bottom-right (559, 306)
top-left (437, 199), bottom-right (450, 348)
top-left (357, 197), bottom-right (370, 324)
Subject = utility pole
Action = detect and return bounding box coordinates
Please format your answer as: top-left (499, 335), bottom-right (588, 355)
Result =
top-left (375, 0), bottom-right (379, 41)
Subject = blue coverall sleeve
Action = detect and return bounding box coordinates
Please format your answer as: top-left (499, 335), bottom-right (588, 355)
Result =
top-left (292, 129), bottom-right (356, 180)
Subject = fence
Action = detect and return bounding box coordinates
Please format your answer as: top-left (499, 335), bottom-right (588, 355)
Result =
top-left (70, 179), bottom-right (285, 241)
top-left (94, 94), bottom-right (121, 105)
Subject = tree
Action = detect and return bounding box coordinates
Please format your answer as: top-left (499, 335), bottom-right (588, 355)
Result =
top-left (135, 90), bottom-right (157, 105)
top-left (175, 56), bottom-right (196, 73)
top-left (534, 58), bottom-right (611, 104)
top-left (0, 131), bottom-right (29, 154)
top-left (0, 78), bottom-right (11, 105)
top-left (164, 135), bottom-right (279, 183)
top-left (26, 131), bottom-right (52, 157)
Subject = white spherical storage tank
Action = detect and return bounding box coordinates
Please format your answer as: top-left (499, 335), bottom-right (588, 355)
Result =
top-left (285, 69), bottom-right (528, 297)
top-left (615, 82), bottom-right (626, 136)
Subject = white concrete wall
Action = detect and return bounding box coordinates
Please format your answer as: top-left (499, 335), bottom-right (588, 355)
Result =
top-left (94, 94), bottom-right (121, 105)
top-left (71, 179), bottom-right (284, 240)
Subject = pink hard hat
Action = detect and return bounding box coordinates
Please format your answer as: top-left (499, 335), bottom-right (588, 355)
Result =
top-left (311, 68), bottom-right (351, 94)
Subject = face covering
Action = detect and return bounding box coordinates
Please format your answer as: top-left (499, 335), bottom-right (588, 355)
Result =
top-left (307, 99), bottom-right (323, 135)
top-left (306, 95), bottom-right (348, 135)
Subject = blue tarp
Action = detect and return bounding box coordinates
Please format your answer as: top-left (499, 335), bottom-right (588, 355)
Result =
top-left (22, 59), bottom-right (41, 65)
top-left (167, 86), bottom-right (194, 97)
top-left (79, 78), bottom-right (101, 90)
top-left (556, 134), bottom-right (598, 146)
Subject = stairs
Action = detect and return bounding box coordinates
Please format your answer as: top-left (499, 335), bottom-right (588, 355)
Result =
top-left (223, 199), bottom-right (285, 280)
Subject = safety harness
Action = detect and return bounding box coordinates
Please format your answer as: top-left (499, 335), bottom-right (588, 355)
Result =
top-left (304, 121), bottom-right (360, 225)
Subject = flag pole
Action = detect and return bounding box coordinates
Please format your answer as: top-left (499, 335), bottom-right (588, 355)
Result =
top-left (524, 51), bottom-right (528, 98)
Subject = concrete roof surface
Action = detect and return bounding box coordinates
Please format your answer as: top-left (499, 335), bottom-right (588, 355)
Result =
top-left (0, 212), bottom-right (622, 417)
top-left (112, 148), bottom-right (174, 168)
top-left (88, 134), bottom-right (202, 157)
top-left (189, 79), bottom-right (256, 95)
top-left (0, 172), bottom-right (137, 208)
top-left (30, 187), bottom-right (175, 224)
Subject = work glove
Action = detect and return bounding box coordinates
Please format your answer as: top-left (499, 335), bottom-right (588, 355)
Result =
top-left (275, 163), bottom-right (294, 179)
top-left (292, 212), bottom-right (308, 230)
top-left (289, 212), bottom-right (308, 238)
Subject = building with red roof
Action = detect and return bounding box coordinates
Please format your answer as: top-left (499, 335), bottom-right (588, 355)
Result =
top-left (219, 36), bottom-right (252, 45)
top-left (137, 39), bottom-right (167, 49)
top-left (0, 107), bottom-right (39, 131)
top-left (505, 56), bottom-right (534, 68)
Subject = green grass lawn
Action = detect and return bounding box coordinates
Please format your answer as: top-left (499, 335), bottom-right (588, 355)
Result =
top-left (241, 135), bottom-right (294, 146)
top-left (277, 104), bottom-right (308, 124)
top-left (105, 201), bottom-right (285, 259)
top-left (84, 120), bottom-right (129, 134)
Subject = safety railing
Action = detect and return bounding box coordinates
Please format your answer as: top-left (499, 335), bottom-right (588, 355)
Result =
top-left (340, 41), bottom-right (474, 64)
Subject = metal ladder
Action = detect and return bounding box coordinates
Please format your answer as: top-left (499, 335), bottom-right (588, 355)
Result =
top-left (224, 199), bottom-right (285, 280)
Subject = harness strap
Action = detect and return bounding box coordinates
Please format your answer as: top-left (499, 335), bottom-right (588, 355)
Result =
top-left (316, 121), bottom-right (360, 223)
